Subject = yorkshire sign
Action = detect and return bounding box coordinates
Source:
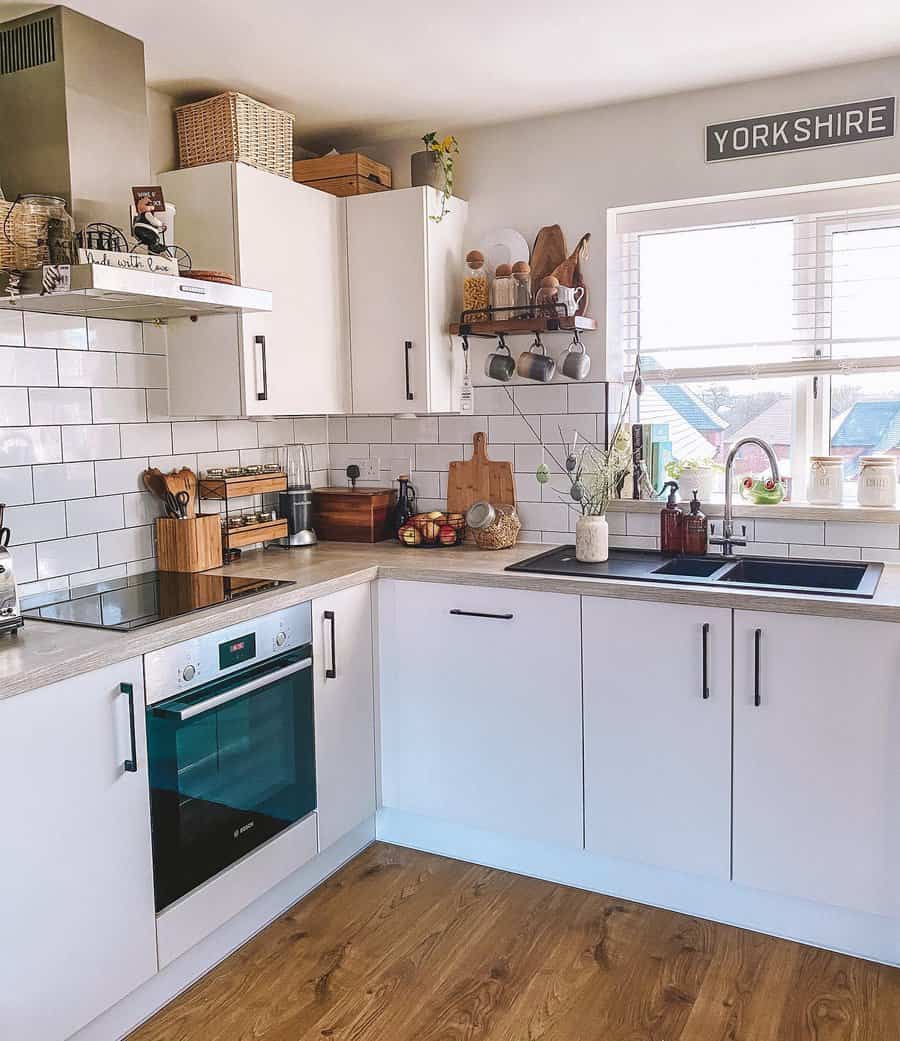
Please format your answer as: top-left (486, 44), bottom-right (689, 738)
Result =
top-left (706, 97), bottom-right (895, 162)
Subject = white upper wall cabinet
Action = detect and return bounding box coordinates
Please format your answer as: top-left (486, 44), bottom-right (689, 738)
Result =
top-left (161, 163), bottom-right (350, 417)
top-left (347, 187), bottom-right (467, 414)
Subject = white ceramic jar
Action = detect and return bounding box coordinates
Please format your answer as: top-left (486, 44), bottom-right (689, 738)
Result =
top-left (807, 456), bottom-right (844, 506)
top-left (575, 514), bottom-right (609, 563)
top-left (857, 456), bottom-right (898, 507)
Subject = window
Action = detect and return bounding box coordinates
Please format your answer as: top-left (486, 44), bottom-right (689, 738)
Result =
top-left (621, 196), bottom-right (900, 501)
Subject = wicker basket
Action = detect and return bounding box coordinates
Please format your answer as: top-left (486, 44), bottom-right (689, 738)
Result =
top-left (175, 92), bottom-right (294, 178)
top-left (0, 199), bottom-right (49, 271)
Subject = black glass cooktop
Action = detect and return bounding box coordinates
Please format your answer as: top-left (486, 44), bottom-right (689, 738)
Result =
top-left (21, 571), bottom-right (292, 631)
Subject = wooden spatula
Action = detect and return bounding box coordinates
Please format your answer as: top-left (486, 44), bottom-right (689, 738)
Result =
top-left (142, 467), bottom-right (167, 502)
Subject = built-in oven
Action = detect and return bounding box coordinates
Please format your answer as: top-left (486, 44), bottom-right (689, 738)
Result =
top-left (144, 603), bottom-right (315, 912)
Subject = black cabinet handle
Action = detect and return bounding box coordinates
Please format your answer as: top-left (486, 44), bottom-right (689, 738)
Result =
top-left (255, 334), bottom-right (268, 402)
top-left (404, 340), bottom-right (414, 401)
top-left (449, 609), bottom-right (514, 620)
top-left (754, 629), bottom-right (762, 707)
top-left (121, 682), bottom-right (138, 773)
top-left (701, 622), bottom-right (710, 700)
top-left (324, 610), bottom-right (337, 679)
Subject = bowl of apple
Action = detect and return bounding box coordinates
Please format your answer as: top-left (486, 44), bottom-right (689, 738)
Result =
top-left (398, 511), bottom-right (466, 548)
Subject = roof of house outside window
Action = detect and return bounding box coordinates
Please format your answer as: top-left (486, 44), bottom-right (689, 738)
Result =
top-left (730, 396), bottom-right (793, 446)
top-left (832, 400), bottom-right (900, 451)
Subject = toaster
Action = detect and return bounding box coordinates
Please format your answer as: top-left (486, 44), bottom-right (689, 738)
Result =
top-left (0, 547), bottom-right (23, 636)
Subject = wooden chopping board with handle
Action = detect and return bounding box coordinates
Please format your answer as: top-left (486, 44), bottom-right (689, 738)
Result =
top-left (447, 433), bottom-right (516, 520)
top-left (530, 224), bottom-right (568, 292)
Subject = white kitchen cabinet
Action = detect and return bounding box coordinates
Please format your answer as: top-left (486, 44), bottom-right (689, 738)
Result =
top-left (582, 597), bottom-right (732, 879)
top-left (0, 659), bottom-right (157, 1041)
top-left (161, 162), bottom-right (350, 416)
top-left (378, 580), bottom-right (583, 847)
top-left (734, 609), bottom-right (900, 917)
top-left (347, 187), bottom-right (467, 414)
top-left (313, 582), bottom-right (376, 851)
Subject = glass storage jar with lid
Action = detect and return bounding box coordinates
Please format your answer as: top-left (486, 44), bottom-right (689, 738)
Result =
top-left (491, 263), bottom-right (515, 319)
top-left (462, 249), bottom-right (489, 321)
top-left (1, 194), bottom-right (76, 269)
top-left (857, 456), bottom-right (897, 507)
top-left (807, 456), bottom-right (844, 505)
top-left (511, 260), bottom-right (532, 317)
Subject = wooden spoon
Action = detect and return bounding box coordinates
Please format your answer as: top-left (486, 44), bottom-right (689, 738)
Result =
top-left (142, 468), bottom-right (168, 502)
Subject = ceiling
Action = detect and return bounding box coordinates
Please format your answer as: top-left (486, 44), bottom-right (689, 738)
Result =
top-left (3, 0), bottom-right (900, 147)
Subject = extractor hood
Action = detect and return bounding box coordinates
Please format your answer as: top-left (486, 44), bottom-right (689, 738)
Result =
top-left (0, 265), bottom-right (272, 321)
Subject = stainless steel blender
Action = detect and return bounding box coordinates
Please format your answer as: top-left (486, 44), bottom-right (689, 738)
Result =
top-left (278, 445), bottom-right (317, 546)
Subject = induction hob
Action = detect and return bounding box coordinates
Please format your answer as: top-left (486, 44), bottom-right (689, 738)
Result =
top-left (21, 570), bottom-right (293, 631)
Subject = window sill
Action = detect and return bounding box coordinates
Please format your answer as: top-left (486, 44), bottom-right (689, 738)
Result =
top-left (608, 498), bottom-right (900, 523)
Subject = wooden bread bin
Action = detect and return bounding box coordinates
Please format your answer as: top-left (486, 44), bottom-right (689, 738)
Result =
top-left (156, 515), bottom-right (223, 573)
top-left (312, 487), bottom-right (397, 542)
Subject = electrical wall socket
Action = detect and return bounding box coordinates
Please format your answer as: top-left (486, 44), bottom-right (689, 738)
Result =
top-left (360, 458), bottom-right (380, 480)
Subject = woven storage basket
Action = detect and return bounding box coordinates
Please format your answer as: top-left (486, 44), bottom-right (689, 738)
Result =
top-left (175, 92), bottom-right (294, 178)
top-left (0, 199), bottom-right (49, 271)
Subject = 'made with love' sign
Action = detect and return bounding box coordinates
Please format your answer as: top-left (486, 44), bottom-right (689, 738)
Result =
top-left (706, 97), bottom-right (895, 162)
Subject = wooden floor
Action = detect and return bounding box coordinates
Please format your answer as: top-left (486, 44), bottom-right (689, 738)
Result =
top-left (129, 843), bottom-right (900, 1041)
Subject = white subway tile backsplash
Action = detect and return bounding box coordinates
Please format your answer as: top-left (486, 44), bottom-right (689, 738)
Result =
top-left (62, 424), bottom-right (120, 462)
top-left (95, 458), bottom-right (147, 496)
top-left (217, 420), bottom-right (258, 450)
top-left (0, 312), bottom-right (24, 347)
top-left (116, 353), bottom-right (167, 389)
top-left (862, 547), bottom-right (900, 563)
top-left (392, 416), bottom-right (438, 443)
top-left (149, 453), bottom-right (197, 473)
top-left (754, 518), bottom-right (825, 545)
top-left (258, 419), bottom-right (296, 448)
top-left (474, 386), bottom-right (514, 415)
top-left (489, 414), bottom-right (541, 444)
top-left (23, 313), bottom-right (86, 351)
top-left (0, 466), bottom-right (33, 506)
top-left (415, 444), bottom-right (464, 471)
top-left (517, 500), bottom-right (570, 532)
top-left (146, 389), bottom-right (171, 421)
top-left (328, 444), bottom-right (370, 468)
top-left (126, 557), bottom-right (158, 576)
top-left (120, 423), bottom-right (172, 458)
top-left (99, 525), bottom-right (154, 566)
top-left (172, 421), bottom-right (218, 454)
top-left (37, 534), bottom-right (98, 579)
top-left (515, 444), bottom-right (564, 474)
top-left (513, 385), bottom-right (568, 414)
top-left (1, 426), bottom-right (62, 465)
top-left (124, 491), bottom-right (165, 527)
top-left (8, 543), bottom-right (36, 583)
top-left (790, 543), bottom-right (862, 561)
top-left (326, 417), bottom-right (347, 443)
top-left (541, 530), bottom-right (572, 545)
top-left (540, 413), bottom-right (597, 444)
top-left (825, 521), bottom-right (899, 549)
top-left (0, 388), bottom-right (29, 426)
top-left (5, 501), bottom-right (67, 544)
top-left (625, 512), bottom-right (660, 537)
top-left (33, 462), bottom-right (95, 502)
top-left (294, 417), bottom-right (328, 444)
top-left (141, 323), bottom-right (167, 356)
top-left (91, 388), bottom-right (146, 423)
top-left (610, 534), bottom-right (659, 551)
top-left (347, 416), bottom-right (392, 443)
top-left (0, 346), bottom-right (58, 386)
top-left (28, 387), bottom-right (92, 425)
top-left (409, 471), bottom-right (441, 498)
top-left (196, 450), bottom-right (239, 474)
top-left (732, 541), bottom-right (790, 558)
top-left (514, 472), bottom-right (543, 503)
top-left (88, 318), bottom-right (143, 353)
top-left (66, 495), bottom-right (125, 535)
top-left (70, 564), bottom-right (128, 586)
top-left (57, 350), bottom-right (117, 388)
top-left (567, 382), bottom-right (608, 413)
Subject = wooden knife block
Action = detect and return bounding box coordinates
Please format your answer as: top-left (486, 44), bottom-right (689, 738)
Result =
top-left (156, 515), bottom-right (222, 573)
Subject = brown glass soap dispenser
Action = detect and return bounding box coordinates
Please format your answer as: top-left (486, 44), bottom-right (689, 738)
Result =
top-left (683, 490), bottom-right (709, 556)
top-left (659, 480), bottom-right (684, 555)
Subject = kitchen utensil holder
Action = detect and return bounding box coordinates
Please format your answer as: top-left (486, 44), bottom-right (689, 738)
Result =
top-left (156, 515), bottom-right (223, 573)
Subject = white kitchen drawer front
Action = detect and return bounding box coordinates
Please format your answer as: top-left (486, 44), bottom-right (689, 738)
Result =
top-left (378, 579), bottom-right (583, 847)
top-left (734, 609), bottom-right (900, 917)
top-left (0, 659), bottom-right (157, 1041)
top-left (582, 597), bottom-right (732, 880)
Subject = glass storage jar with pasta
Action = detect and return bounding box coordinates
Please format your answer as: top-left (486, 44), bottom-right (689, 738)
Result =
top-left (462, 249), bottom-right (489, 321)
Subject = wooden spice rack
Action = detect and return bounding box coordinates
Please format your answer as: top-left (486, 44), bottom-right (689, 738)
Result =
top-left (198, 471), bottom-right (289, 557)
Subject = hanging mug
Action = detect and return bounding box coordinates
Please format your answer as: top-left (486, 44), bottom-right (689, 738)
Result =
top-left (517, 335), bottom-right (556, 382)
top-left (484, 336), bottom-right (516, 381)
top-left (555, 285), bottom-right (585, 317)
top-left (558, 335), bottom-right (591, 380)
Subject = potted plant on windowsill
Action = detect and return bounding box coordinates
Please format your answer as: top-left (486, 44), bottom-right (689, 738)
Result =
top-left (664, 457), bottom-right (722, 502)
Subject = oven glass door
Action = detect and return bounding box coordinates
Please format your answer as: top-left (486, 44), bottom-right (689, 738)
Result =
top-left (147, 646), bottom-right (316, 911)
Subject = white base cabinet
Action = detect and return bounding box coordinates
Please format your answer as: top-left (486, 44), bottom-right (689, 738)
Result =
top-left (161, 162), bottom-right (350, 416)
top-left (313, 582), bottom-right (377, 851)
top-left (378, 580), bottom-right (583, 847)
top-left (0, 659), bottom-right (157, 1041)
top-left (583, 598), bottom-right (732, 880)
top-left (347, 187), bottom-right (466, 414)
top-left (733, 609), bottom-right (900, 918)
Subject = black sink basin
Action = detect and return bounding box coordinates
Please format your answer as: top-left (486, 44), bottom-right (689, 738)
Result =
top-left (715, 556), bottom-right (882, 597)
top-left (653, 557), bottom-right (729, 579)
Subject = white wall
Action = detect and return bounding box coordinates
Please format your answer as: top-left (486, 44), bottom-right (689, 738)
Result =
top-left (347, 54), bottom-right (900, 362)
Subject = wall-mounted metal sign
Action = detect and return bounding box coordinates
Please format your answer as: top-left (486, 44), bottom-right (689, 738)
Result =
top-left (706, 97), bottom-right (895, 162)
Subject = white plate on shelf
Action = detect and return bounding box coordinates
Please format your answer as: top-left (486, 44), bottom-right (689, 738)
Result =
top-left (480, 227), bottom-right (530, 275)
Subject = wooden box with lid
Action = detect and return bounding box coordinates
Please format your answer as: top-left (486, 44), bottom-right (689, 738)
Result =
top-left (292, 153), bottom-right (392, 197)
top-left (312, 487), bottom-right (397, 542)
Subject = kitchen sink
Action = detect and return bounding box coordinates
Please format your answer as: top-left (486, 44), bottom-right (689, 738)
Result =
top-left (506, 546), bottom-right (883, 598)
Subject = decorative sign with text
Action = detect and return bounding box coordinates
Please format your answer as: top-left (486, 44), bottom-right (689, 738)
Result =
top-left (706, 97), bottom-right (895, 162)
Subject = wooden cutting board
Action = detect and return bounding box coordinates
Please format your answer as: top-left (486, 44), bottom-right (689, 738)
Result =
top-left (530, 224), bottom-right (568, 293)
top-left (447, 433), bottom-right (516, 520)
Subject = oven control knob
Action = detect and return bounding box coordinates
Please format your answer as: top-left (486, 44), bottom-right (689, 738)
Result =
top-left (182, 664), bottom-right (196, 682)
top-left (275, 631), bottom-right (287, 648)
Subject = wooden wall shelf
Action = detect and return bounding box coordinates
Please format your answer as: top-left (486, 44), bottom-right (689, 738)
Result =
top-left (199, 473), bottom-right (288, 499)
top-left (224, 518), bottom-right (289, 550)
top-left (449, 315), bottom-right (596, 338)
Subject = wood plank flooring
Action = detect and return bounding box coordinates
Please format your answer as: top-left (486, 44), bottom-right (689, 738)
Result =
top-left (129, 843), bottom-right (900, 1041)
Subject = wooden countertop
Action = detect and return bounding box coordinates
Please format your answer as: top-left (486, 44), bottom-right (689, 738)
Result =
top-left (5, 540), bottom-right (900, 702)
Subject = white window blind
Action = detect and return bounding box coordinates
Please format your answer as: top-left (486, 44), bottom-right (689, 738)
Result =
top-left (622, 200), bottom-right (900, 384)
